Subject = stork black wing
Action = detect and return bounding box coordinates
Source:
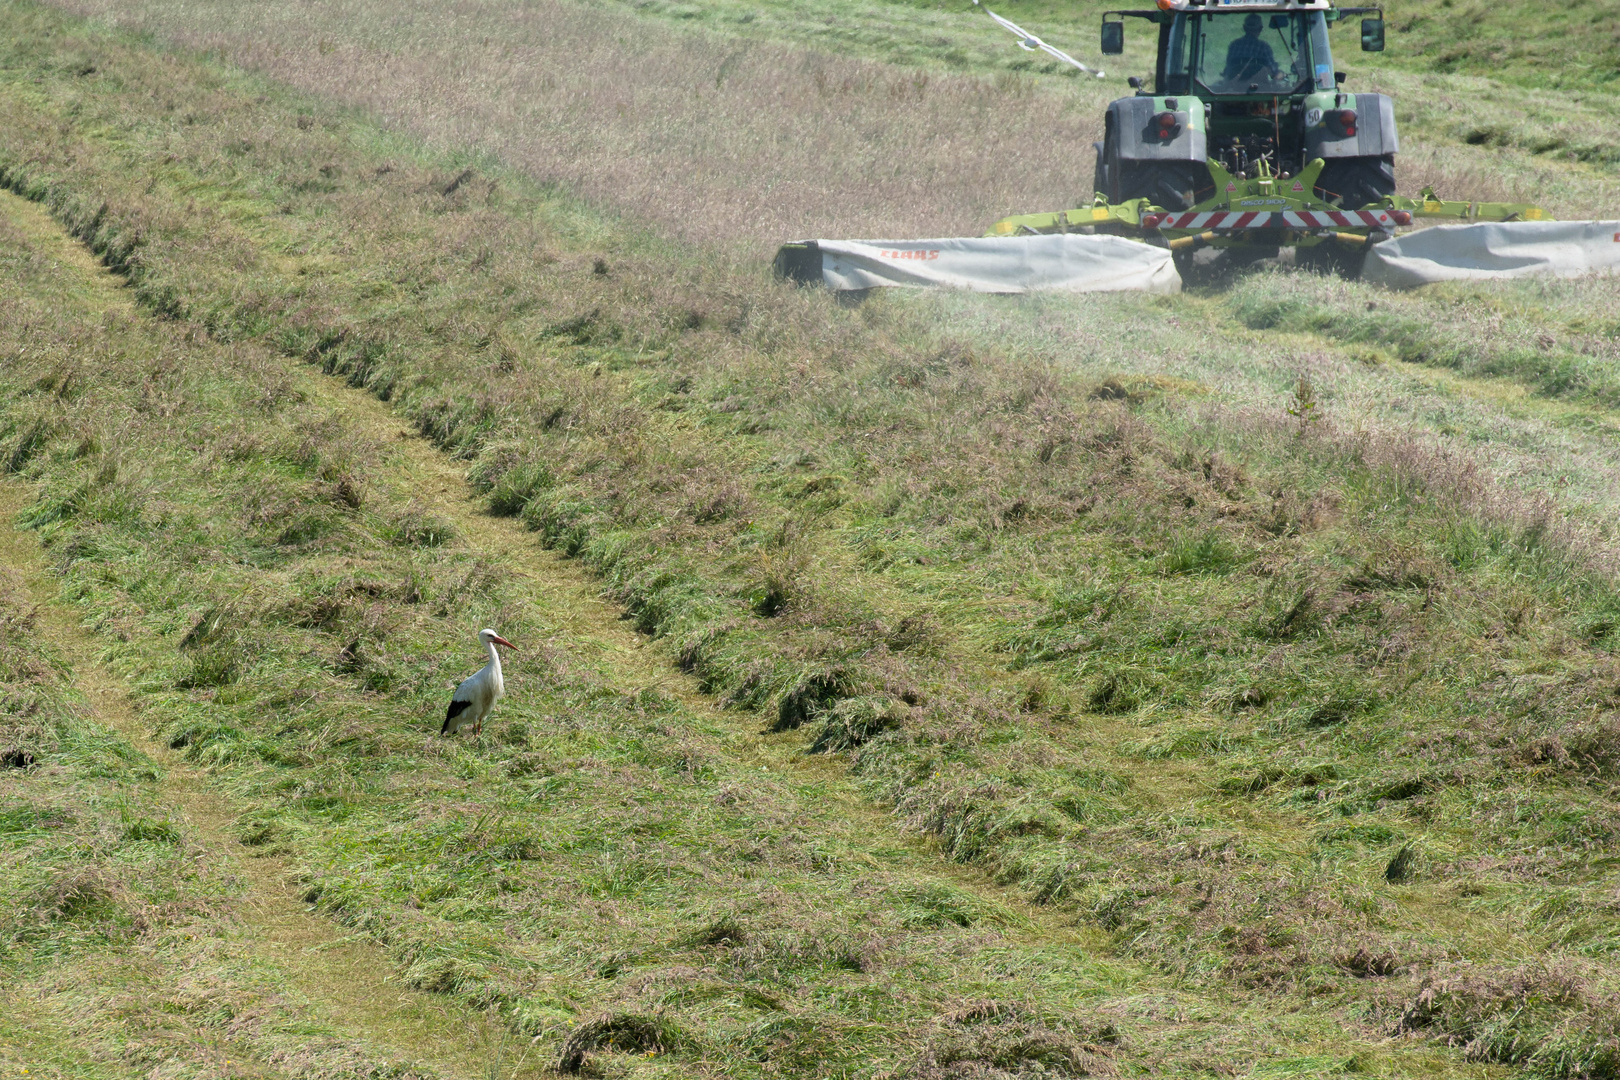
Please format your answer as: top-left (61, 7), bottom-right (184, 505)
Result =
top-left (441, 697), bottom-right (472, 734)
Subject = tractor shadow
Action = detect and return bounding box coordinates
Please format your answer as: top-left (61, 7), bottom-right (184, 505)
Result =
top-left (1173, 244), bottom-right (1367, 292)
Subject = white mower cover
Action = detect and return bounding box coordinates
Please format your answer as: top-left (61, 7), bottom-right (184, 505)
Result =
top-left (816, 235), bottom-right (1180, 294)
top-left (1364, 220), bottom-right (1620, 288)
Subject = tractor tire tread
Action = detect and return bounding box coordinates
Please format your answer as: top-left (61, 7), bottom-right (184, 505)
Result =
top-left (1314, 155), bottom-right (1396, 209)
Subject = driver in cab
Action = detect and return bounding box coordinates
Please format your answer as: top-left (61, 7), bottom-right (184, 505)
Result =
top-left (1223, 13), bottom-right (1282, 82)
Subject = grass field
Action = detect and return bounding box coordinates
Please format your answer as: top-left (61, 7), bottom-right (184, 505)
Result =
top-left (2, 0), bottom-right (1620, 1076)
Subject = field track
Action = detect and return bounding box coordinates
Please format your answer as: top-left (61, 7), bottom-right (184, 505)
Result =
top-left (0, 186), bottom-right (571, 1078)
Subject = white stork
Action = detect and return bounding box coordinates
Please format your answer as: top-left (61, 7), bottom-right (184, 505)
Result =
top-left (441, 628), bottom-right (515, 738)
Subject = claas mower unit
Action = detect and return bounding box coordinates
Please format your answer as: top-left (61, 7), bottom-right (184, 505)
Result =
top-left (987, 0), bottom-right (1551, 276)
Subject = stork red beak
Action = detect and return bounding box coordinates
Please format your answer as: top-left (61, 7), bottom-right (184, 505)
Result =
top-left (491, 635), bottom-right (516, 650)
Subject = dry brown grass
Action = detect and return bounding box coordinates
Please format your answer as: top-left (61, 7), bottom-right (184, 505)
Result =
top-left (53, 0), bottom-right (1104, 258)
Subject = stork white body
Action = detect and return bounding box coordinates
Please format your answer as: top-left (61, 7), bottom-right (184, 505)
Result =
top-left (441, 628), bottom-right (515, 737)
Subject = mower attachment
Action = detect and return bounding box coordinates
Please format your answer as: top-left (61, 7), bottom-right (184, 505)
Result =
top-left (985, 159), bottom-right (1551, 253)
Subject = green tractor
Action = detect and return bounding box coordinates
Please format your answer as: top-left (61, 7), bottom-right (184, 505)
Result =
top-left (776, 0), bottom-right (1551, 286)
top-left (1094, 0), bottom-right (1394, 214)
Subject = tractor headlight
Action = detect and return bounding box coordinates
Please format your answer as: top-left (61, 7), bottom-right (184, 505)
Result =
top-left (1152, 111), bottom-right (1180, 139)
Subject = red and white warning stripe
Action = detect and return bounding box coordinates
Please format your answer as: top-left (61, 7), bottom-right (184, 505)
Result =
top-left (1142, 209), bottom-right (1411, 230)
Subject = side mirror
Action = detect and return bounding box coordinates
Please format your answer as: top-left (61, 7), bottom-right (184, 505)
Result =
top-left (1101, 21), bottom-right (1124, 55)
top-left (1127, 75), bottom-right (1144, 90)
top-left (1269, 14), bottom-right (1289, 29)
top-left (1335, 70), bottom-right (1346, 84)
top-left (1360, 18), bottom-right (1385, 52)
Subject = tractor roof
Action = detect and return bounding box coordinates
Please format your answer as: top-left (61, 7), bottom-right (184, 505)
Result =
top-left (1152, 0), bottom-right (1339, 10)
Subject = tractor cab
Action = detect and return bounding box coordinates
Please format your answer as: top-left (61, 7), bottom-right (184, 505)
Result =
top-left (1159, 7), bottom-right (1337, 98)
top-left (1095, 0), bottom-right (1395, 211)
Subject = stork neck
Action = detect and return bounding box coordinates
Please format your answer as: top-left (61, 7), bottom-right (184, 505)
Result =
top-left (484, 639), bottom-right (502, 672)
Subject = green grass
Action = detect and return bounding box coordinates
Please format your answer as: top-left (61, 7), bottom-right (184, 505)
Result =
top-left (619, 0), bottom-right (1618, 93)
top-left (2, 0), bottom-right (1620, 1075)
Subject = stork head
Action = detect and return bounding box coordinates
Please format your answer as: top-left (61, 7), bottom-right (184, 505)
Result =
top-left (479, 628), bottom-right (516, 650)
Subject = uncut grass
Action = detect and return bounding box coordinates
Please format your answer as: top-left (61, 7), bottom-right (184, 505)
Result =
top-left (48, 0), bottom-right (1104, 255)
top-left (45, 0), bottom-right (1619, 254)
top-left (6, 4), bottom-right (1620, 1073)
top-left (617, 0), bottom-right (1620, 95)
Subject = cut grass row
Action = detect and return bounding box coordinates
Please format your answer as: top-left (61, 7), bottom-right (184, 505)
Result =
top-left (0, 192), bottom-right (530, 1080)
top-left (1230, 274), bottom-right (1620, 409)
top-left (0, 417), bottom-right (449, 1079)
top-left (4, 2), bottom-right (1620, 1074)
top-left (0, 187), bottom-right (1200, 1076)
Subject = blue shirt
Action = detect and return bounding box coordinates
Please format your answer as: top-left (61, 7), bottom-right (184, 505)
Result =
top-left (1223, 36), bottom-right (1278, 80)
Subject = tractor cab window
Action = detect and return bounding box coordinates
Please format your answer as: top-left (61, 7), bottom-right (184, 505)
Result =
top-left (1170, 10), bottom-right (1331, 96)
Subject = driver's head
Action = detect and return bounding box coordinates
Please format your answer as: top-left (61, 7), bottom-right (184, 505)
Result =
top-left (1243, 13), bottom-right (1263, 35)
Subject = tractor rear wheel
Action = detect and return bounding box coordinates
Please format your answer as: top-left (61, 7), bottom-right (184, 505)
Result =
top-left (1313, 155), bottom-right (1396, 209)
top-left (1116, 161), bottom-right (1211, 211)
